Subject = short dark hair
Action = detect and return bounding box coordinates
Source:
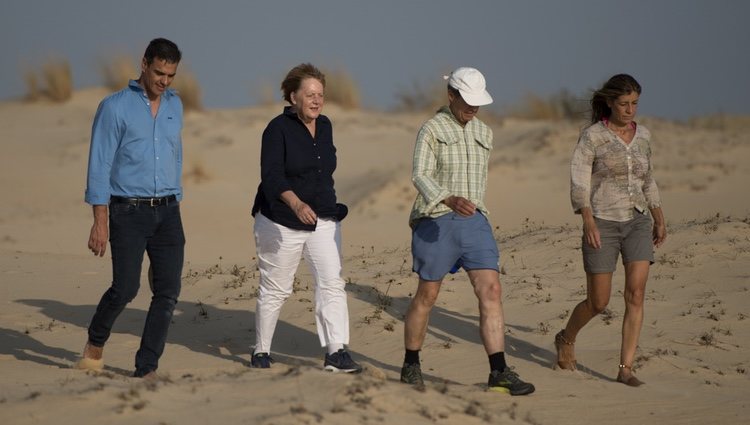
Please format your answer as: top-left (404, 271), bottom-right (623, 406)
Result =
top-left (143, 38), bottom-right (181, 65)
top-left (280, 63), bottom-right (326, 104)
top-left (590, 74), bottom-right (641, 124)
top-left (447, 85), bottom-right (460, 98)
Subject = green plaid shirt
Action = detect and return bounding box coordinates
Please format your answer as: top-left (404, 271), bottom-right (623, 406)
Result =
top-left (409, 106), bottom-right (493, 226)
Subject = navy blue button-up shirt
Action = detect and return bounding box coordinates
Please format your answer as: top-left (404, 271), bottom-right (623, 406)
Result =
top-left (252, 106), bottom-right (344, 231)
top-left (85, 80), bottom-right (183, 205)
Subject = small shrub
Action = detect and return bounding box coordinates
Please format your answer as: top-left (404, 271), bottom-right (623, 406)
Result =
top-left (508, 89), bottom-right (585, 121)
top-left (23, 58), bottom-right (73, 102)
top-left (184, 159), bottom-right (211, 184)
top-left (42, 59), bottom-right (73, 102)
top-left (323, 68), bottom-right (360, 109)
top-left (393, 79), bottom-right (445, 112)
top-left (23, 68), bottom-right (41, 101)
top-left (100, 55), bottom-right (137, 91)
top-left (172, 67), bottom-right (203, 112)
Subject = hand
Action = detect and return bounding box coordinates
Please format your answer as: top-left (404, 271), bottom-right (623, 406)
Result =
top-left (292, 200), bottom-right (317, 225)
top-left (652, 221), bottom-right (667, 248)
top-left (583, 217), bottom-right (601, 249)
top-left (88, 219), bottom-right (108, 257)
top-left (443, 196), bottom-right (476, 217)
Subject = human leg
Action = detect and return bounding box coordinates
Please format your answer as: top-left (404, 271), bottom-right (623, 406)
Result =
top-left (302, 219), bottom-right (349, 350)
top-left (556, 272), bottom-right (613, 369)
top-left (81, 203), bottom-right (149, 369)
top-left (557, 217), bottom-right (622, 370)
top-left (467, 269), bottom-right (505, 354)
top-left (616, 213), bottom-right (654, 385)
top-left (134, 203), bottom-right (184, 377)
top-left (404, 279), bottom-right (442, 351)
top-left (253, 213), bottom-right (304, 355)
top-left (617, 261), bottom-right (649, 386)
top-left (302, 219), bottom-right (361, 373)
top-left (467, 268), bottom-right (535, 395)
top-left (401, 279), bottom-right (441, 384)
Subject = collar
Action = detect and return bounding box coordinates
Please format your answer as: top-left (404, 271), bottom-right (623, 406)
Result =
top-left (128, 79), bottom-right (176, 99)
top-left (283, 105), bottom-right (298, 118)
top-left (438, 105), bottom-right (471, 127)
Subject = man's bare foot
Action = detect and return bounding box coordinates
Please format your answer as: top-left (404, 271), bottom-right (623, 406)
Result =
top-left (617, 365), bottom-right (644, 387)
top-left (75, 342), bottom-right (104, 371)
top-left (554, 330), bottom-right (577, 370)
top-left (141, 371), bottom-right (159, 380)
top-left (83, 342), bottom-right (103, 359)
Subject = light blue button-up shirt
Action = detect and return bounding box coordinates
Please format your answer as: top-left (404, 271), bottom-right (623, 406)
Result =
top-left (85, 80), bottom-right (183, 205)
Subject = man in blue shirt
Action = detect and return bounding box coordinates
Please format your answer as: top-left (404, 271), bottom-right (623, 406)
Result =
top-left (76, 38), bottom-right (185, 378)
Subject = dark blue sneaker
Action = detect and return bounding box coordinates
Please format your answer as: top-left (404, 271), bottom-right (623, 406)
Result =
top-left (488, 368), bottom-right (535, 396)
top-left (324, 349), bottom-right (362, 373)
top-left (251, 352), bottom-right (274, 368)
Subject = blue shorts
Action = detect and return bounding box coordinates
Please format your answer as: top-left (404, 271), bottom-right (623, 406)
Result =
top-left (411, 212), bottom-right (500, 281)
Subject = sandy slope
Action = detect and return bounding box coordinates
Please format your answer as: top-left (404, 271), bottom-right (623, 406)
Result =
top-left (1, 90), bottom-right (749, 424)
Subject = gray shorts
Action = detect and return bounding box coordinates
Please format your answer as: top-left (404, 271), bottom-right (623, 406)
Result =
top-left (582, 212), bottom-right (654, 274)
top-left (411, 212), bottom-right (499, 281)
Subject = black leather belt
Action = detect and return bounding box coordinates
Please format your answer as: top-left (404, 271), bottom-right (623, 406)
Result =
top-left (110, 194), bottom-right (177, 207)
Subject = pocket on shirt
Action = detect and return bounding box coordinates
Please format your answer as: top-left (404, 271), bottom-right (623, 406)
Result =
top-left (473, 134), bottom-right (492, 150)
top-left (436, 136), bottom-right (460, 146)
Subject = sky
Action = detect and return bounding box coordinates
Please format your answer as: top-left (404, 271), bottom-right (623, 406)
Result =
top-left (2, 0), bottom-right (749, 120)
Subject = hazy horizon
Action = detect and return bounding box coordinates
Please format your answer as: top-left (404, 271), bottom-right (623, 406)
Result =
top-left (2, 0), bottom-right (749, 120)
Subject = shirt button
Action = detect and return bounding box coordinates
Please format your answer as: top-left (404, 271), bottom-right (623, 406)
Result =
top-left (156, 157), bottom-right (159, 160)
top-left (317, 156), bottom-right (321, 159)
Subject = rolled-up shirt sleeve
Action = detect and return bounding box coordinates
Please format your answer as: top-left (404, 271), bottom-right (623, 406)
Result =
top-left (85, 99), bottom-right (120, 205)
top-left (412, 127), bottom-right (450, 214)
top-left (570, 134), bottom-right (595, 214)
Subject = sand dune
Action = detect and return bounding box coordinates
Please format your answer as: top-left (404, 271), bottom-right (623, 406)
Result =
top-left (1, 89), bottom-right (749, 424)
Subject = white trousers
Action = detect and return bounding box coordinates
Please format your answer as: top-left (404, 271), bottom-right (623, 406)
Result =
top-left (253, 213), bottom-right (350, 353)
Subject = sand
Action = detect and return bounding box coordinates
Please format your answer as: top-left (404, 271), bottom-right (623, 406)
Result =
top-left (1, 88), bottom-right (749, 424)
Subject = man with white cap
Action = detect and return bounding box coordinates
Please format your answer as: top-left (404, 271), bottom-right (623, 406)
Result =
top-left (400, 67), bottom-right (535, 395)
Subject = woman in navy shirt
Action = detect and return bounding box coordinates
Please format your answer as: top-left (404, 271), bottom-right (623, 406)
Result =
top-left (250, 63), bottom-right (361, 373)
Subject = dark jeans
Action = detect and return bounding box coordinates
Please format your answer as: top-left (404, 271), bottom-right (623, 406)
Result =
top-left (88, 201), bottom-right (185, 377)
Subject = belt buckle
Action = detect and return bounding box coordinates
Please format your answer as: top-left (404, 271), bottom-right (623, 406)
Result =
top-left (150, 198), bottom-right (157, 207)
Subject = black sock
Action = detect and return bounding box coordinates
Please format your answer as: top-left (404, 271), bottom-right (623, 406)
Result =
top-left (404, 349), bottom-right (420, 365)
top-left (489, 352), bottom-right (507, 372)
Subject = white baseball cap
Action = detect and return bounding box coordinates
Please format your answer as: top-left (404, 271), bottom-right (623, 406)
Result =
top-left (444, 67), bottom-right (493, 106)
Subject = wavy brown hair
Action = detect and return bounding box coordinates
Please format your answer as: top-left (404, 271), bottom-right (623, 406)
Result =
top-left (280, 63), bottom-right (326, 104)
top-left (590, 74), bottom-right (641, 124)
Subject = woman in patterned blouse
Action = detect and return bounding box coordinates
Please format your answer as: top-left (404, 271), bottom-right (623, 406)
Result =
top-left (555, 74), bottom-right (666, 386)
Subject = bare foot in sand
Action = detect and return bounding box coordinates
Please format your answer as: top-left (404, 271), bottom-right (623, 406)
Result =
top-left (141, 371), bottom-right (159, 380)
top-left (75, 342), bottom-right (104, 371)
top-left (554, 330), bottom-right (577, 370)
top-left (617, 365), bottom-right (644, 387)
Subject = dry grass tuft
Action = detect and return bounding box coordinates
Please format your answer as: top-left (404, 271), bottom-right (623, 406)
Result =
top-left (172, 67), bottom-right (203, 112)
top-left (42, 59), bottom-right (73, 101)
top-left (184, 159), bottom-right (211, 183)
top-left (323, 68), bottom-right (361, 109)
top-left (393, 79), bottom-right (445, 112)
top-left (508, 89), bottom-right (586, 121)
top-left (100, 55), bottom-right (137, 91)
top-left (257, 80), bottom-right (278, 106)
top-left (23, 68), bottom-right (41, 101)
top-left (23, 58), bottom-right (73, 102)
